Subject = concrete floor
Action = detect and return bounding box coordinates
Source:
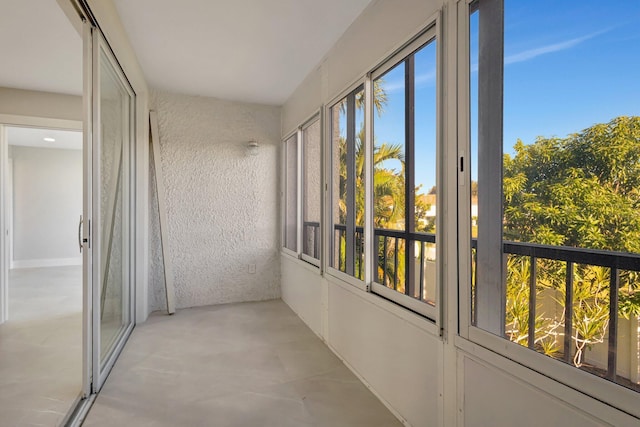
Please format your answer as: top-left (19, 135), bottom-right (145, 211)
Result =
top-left (83, 300), bottom-right (403, 427)
top-left (0, 266), bottom-right (82, 427)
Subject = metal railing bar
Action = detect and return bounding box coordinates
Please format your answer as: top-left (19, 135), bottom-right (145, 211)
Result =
top-left (376, 228), bottom-right (436, 243)
top-left (607, 267), bottom-right (619, 380)
top-left (394, 237), bottom-right (399, 291)
top-left (334, 224), bottom-right (436, 244)
top-left (339, 230), bottom-right (345, 272)
top-left (419, 241), bottom-right (425, 300)
top-left (504, 241), bottom-right (640, 271)
top-left (528, 256), bottom-right (537, 349)
top-left (314, 225), bottom-right (320, 259)
top-left (564, 261), bottom-right (574, 364)
top-left (356, 231), bottom-right (363, 279)
top-left (383, 236), bottom-right (388, 284)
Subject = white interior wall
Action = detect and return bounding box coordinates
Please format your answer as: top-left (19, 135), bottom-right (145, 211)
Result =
top-left (462, 355), bottom-right (608, 427)
top-left (148, 89), bottom-right (281, 311)
top-left (10, 146), bottom-right (82, 267)
top-left (0, 87), bottom-right (82, 122)
top-left (280, 0), bottom-right (640, 426)
top-left (280, 258), bottom-right (323, 336)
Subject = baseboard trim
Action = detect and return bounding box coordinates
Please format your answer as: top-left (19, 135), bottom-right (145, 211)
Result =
top-left (11, 257), bottom-right (82, 269)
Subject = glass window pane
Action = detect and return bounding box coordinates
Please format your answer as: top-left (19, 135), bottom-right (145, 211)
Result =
top-left (469, 4), bottom-right (479, 326)
top-left (330, 88), bottom-right (365, 280)
top-left (355, 88), bottom-right (365, 279)
top-left (373, 63), bottom-right (406, 291)
top-left (302, 119), bottom-right (321, 260)
top-left (374, 63), bottom-right (406, 232)
top-left (473, 0), bottom-right (640, 392)
top-left (99, 48), bottom-right (132, 363)
top-left (503, 0), bottom-right (640, 388)
top-left (413, 39), bottom-right (437, 304)
top-left (331, 99), bottom-right (347, 271)
top-left (372, 38), bottom-right (438, 308)
top-left (284, 134), bottom-right (297, 252)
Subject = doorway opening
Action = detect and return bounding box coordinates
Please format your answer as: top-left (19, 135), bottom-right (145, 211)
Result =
top-left (0, 125), bottom-right (83, 425)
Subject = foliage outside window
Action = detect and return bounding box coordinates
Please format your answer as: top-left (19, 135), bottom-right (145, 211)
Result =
top-left (471, 0), bottom-right (640, 393)
top-left (330, 87), bottom-right (365, 279)
top-left (371, 34), bottom-right (439, 316)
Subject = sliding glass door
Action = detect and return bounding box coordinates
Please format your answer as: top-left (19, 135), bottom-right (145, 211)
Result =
top-left (86, 27), bottom-right (136, 392)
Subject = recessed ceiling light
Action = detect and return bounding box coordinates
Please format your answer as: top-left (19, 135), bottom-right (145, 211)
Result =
top-left (44, 137), bottom-right (56, 142)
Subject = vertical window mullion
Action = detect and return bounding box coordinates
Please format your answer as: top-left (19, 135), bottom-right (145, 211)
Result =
top-left (296, 129), bottom-right (303, 257)
top-left (345, 92), bottom-right (356, 276)
top-left (475, 0), bottom-right (505, 335)
top-left (364, 76), bottom-right (374, 286)
top-left (405, 55), bottom-right (416, 297)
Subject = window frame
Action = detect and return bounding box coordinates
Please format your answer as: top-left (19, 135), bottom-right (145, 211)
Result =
top-left (281, 130), bottom-right (300, 258)
top-left (324, 79), bottom-right (369, 291)
top-left (368, 19), bottom-right (441, 321)
top-left (457, 0), bottom-right (640, 418)
top-left (300, 113), bottom-right (322, 267)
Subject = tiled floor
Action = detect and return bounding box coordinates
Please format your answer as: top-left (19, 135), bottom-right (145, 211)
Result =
top-left (0, 266), bottom-right (82, 427)
top-left (83, 300), bottom-right (402, 427)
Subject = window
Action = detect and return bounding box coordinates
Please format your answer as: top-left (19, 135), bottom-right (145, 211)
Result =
top-left (282, 114), bottom-right (322, 267)
top-left (370, 29), bottom-right (439, 318)
top-left (283, 133), bottom-right (298, 253)
top-left (302, 117), bottom-right (321, 263)
top-left (329, 86), bottom-right (365, 280)
top-left (468, 0), bottom-right (640, 411)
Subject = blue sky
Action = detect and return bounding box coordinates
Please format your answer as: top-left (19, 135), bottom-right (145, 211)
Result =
top-left (373, 0), bottom-right (640, 191)
top-left (501, 1), bottom-right (640, 151)
top-left (374, 40), bottom-right (437, 194)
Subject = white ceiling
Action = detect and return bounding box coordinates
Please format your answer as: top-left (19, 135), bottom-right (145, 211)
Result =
top-left (0, 0), bottom-right (82, 95)
top-left (7, 127), bottom-right (82, 150)
top-left (113, 0), bottom-right (373, 105)
top-left (0, 1), bottom-right (371, 105)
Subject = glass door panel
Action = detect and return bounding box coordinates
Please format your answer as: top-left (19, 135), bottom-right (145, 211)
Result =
top-left (92, 30), bottom-right (135, 390)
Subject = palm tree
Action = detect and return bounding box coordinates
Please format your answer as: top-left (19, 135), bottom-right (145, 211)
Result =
top-left (333, 77), bottom-right (422, 284)
top-left (336, 125), bottom-right (405, 227)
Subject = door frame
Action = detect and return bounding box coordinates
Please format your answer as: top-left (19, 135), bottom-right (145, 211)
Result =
top-left (0, 0), bottom-right (149, 422)
top-left (71, 0), bottom-right (150, 326)
top-left (0, 117), bottom-right (83, 325)
top-left (89, 26), bottom-right (137, 393)
top-left (76, 0), bottom-right (149, 400)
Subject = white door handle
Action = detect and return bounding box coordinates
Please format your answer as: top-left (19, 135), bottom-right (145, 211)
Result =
top-left (78, 215), bottom-right (83, 253)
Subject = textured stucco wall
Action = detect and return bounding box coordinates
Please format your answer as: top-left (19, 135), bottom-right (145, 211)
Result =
top-left (148, 90), bottom-right (281, 311)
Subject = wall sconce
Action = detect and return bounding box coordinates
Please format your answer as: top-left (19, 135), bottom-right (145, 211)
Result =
top-left (247, 140), bottom-right (259, 156)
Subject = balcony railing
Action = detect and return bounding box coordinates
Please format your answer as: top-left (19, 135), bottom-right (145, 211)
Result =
top-left (374, 228), bottom-right (435, 300)
top-left (309, 222), bottom-right (640, 385)
top-left (332, 224), bottom-right (365, 278)
top-left (331, 223), bottom-right (435, 300)
top-left (497, 241), bottom-right (640, 382)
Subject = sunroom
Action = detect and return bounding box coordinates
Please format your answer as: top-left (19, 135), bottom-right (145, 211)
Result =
top-left (0, 0), bottom-right (638, 426)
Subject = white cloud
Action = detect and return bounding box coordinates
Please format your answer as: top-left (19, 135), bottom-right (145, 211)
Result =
top-left (468, 29), bottom-right (608, 73)
top-left (383, 70), bottom-right (436, 93)
top-left (504, 30), bottom-right (606, 65)
top-left (416, 70), bottom-right (436, 86)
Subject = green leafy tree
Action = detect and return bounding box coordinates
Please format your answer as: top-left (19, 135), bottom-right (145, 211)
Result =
top-left (503, 116), bottom-right (640, 365)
